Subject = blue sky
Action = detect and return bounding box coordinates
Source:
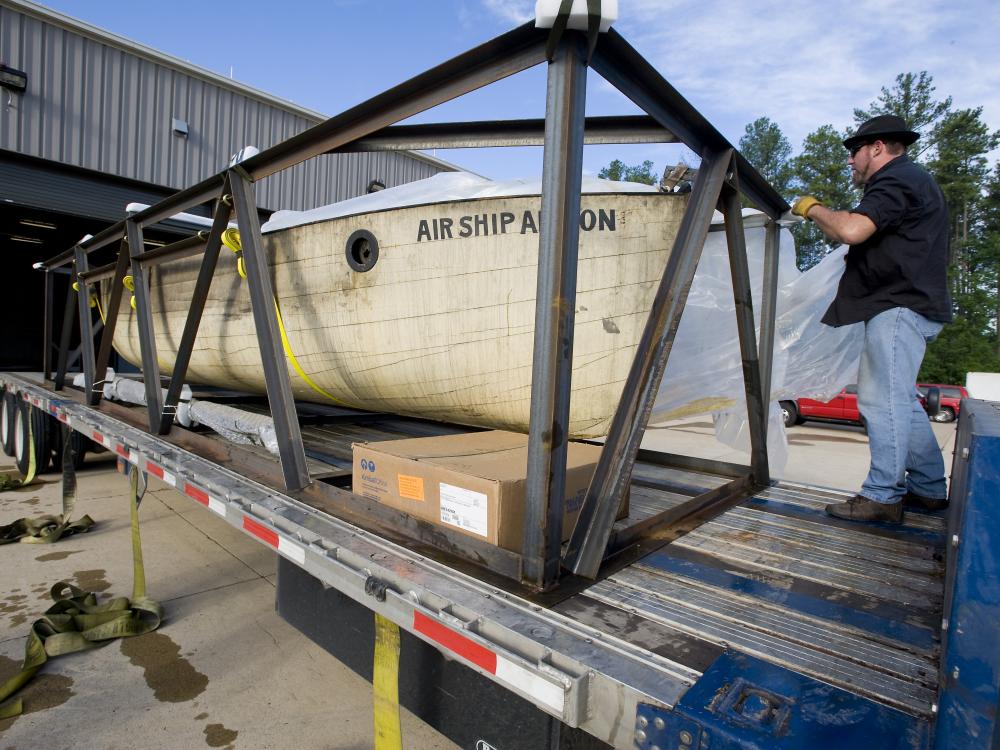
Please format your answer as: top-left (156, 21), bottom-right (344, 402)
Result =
top-left (29, 0), bottom-right (1000, 183)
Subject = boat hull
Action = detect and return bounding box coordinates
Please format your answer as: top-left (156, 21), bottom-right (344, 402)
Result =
top-left (108, 192), bottom-right (688, 438)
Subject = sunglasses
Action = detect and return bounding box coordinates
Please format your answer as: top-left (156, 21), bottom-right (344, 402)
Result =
top-left (849, 143), bottom-right (870, 158)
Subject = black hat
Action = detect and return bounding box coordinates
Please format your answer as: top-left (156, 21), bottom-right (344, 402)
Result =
top-left (843, 115), bottom-right (919, 150)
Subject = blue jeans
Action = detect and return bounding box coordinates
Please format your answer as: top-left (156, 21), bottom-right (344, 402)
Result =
top-left (858, 307), bottom-right (947, 504)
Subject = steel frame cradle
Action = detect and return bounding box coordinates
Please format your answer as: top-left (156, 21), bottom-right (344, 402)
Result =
top-left (38, 22), bottom-right (787, 593)
top-left (3, 374), bottom-right (700, 748)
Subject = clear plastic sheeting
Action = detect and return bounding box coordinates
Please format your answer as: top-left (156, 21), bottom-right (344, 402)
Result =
top-left (650, 214), bottom-right (863, 473)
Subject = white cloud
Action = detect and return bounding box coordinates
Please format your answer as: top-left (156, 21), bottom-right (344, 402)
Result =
top-left (595, 0), bottom-right (1000, 153)
top-left (481, 0), bottom-right (535, 25)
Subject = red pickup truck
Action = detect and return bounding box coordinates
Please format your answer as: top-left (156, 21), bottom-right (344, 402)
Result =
top-left (782, 386), bottom-right (863, 429)
top-left (781, 383), bottom-right (966, 428)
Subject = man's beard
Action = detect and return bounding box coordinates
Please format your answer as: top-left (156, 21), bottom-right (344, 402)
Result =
top-left (851, 168), bottom-right (866, 187)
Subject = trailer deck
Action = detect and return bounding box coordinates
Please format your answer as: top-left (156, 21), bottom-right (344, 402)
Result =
top-left (2, 373), bottom-right (944, 747)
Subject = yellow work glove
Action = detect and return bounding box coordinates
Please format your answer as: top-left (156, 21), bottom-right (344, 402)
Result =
top-left (791, 195), bottom-right (823, 220)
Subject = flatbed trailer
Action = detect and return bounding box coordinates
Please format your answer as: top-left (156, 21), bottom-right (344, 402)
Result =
top-left (4, 372), bottom-right (996, 749)
top-left (5, 12), bottom-right (999, 749)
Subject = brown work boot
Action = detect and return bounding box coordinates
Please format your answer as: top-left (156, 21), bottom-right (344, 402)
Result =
top-left (825, 495), bottom-right (903, 523)
top-left (902, 491), bottom-right (948, 511)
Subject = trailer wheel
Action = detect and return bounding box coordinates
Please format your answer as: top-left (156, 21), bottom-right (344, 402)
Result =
top-left (51, 420), bottom-right (89, 471)
top-left (1, 391), bottom-right (16, 456)
top-left (13, 402), bottom-right (52, 476)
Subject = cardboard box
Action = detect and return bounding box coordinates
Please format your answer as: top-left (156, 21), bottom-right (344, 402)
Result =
top-left (352, 430), bottom-right (627, 554)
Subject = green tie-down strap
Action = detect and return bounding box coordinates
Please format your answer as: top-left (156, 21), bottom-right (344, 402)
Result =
top-left (0, 467), bottom-right (161, 719)
top-left (0, 513), bottom-right (96, 545)
top-left (0, 424), bottom-right (95, 545)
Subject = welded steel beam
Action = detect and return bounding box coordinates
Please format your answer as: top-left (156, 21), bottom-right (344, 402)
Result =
top-left (126, 219), bottom-right (166, 430)
top-left (608, 473), bottom-right (756, 551)
top-left (44, 223), bottom-right (125, 270)
top-left (720, 179), bottom-right (769, 484)
top-left (758, 221), bottom-right (781, 438)
top-left (241, 24), bottom-right (549, 181)
top-left (126, 176), bottom-right (225, 232)
top-left (89, 241), bottom-right (131, 406)
top-left (43, 270), bottom-right (54, 380)
top-left (158, 187), bottom-right (232, 435)
top-left (331, 115), bottom-right (677, 151)
top-left (564, 149), bottom-right (733, 579)
top-left (522, 34), bottom-right (588, 590)
top-left (133, 233), bottom-right (208, 267)
top-left (53, 266), bottom-right (78, 390)
top-left (73, 247), bottom-right (97, 402)
top-left (590, 30), bottom-right (787, 219)
top-left (228, 169), bottom-right (311, 491)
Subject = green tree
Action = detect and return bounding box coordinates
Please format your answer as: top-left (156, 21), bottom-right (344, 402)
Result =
top-left (788, 125), bottom-right (859, 269)
top-left (853, 71), bottom-right (952, 161)
top-left (598, 159), bottom-right (657, 185)
top-left (738, 116), bottom-right (794, 199)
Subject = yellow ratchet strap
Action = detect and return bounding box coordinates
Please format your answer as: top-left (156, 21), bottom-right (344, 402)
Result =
top-left (1, 423), bottom-right (95, 542)
top-left (220, 228), bottom-right (346, 406)
top-left (0, 465), bottom-right (162, 719)
top-left (372, 614), bottom-right (403, 750)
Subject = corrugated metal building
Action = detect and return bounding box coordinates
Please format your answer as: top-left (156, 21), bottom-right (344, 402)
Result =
top-left (0, 0), bottom-right (457, 369)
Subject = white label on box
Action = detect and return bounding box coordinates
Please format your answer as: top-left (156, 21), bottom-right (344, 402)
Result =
top-left (439, 483), bottom-right (488, 537)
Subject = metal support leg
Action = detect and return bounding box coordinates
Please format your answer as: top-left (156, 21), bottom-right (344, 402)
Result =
top-left (564, 149), bottom-right (733, 579)
top-left (158, 185), bottom-right (232, 434)
top-left (91, 238), bottom-right (132, 405)
top-left (74, 247), bottom-right (98, 403)
top-left (522, 34), bottom-right (588, 590)
top-left (126, 219), bottom-right (166, 430)
top-left (229, 168), bottom-right (311, 491)
top-left (720, 177), bottom-right (769, 484)
top-left (43, 270), bottom-right (54, 380)
top-left (758, 221), bottom-right (781, 444)
top-left (54, 266), bottom-right (78, 391)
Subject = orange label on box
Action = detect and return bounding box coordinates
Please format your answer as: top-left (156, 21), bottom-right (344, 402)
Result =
top-left (397, 474), bottom-right (425, 501)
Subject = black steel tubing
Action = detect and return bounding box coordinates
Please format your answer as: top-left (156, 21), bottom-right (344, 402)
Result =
top-left (564, 149), bottom-right (732, 579)
top-left (126, 219), bottom-right (166, 429)
top-left (135, 232), bottom-right (208, 266)
top-left (73, 248), bottom-right (98, 401)
top-left (54, 267), bottom-right (77, 390)
top-left (159, 189), bottom-right (231, 435)
top-left (522, 35), bottom-right (589, 590)
top-left (90, 242), bottom-right (133, 405)
top-left (590, 30), bottom-right (787, 219)
top-left (125, 176), bottom-right (225, 232)
top-left (758, 221), bottom-right (781, 438)
top-left (721, 181), bottom-right (769, 483)
top-left (43, 270), bottom-right (54, 380)
top-left (229, 170), bottom-right (311, 491)
top-left (43, 222), bottom-right (125, 269)
top-left (241, 24), bottom-right (548, 181)
top-left (331, 115), bottom-right (677, 151)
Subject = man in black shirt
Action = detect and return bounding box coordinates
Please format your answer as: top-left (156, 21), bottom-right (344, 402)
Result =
top-left (791, 115), bottom-right (952, 523)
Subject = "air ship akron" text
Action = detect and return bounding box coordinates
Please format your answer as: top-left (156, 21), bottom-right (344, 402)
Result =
top-left (416, 208), bottom-right (616, 242)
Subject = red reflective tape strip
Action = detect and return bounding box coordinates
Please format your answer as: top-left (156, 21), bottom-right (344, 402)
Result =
top-left (243, 517), bottom-right (279, 548)
top-left (184, 483), bottom-right (209, 506)
top-left (116, 444), bottom-right (130, 457)
top-left (146, 462), bottom-right (164, 479)
top-left (92, 431), bottom-right (104, 443)
top-left (58, 414), bottom-right (68, 423)
top-left (413, 611), bottom-right (497, 674)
